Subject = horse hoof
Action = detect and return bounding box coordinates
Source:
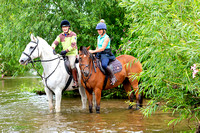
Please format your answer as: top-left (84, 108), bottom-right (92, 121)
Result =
top-left (89, 108), bottom-right (93, 113)
top-left (96, 111), bottom-right (100, 114)
top-left (96, 106), bottom-right (100, 113)
top-left (89, 105), bottom-right (93, 113)
top-left (128, 106), bottom-right (133, 109)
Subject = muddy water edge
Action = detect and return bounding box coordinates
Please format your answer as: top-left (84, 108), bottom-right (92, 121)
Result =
top-left (0, 77), bottom-right (196, 132)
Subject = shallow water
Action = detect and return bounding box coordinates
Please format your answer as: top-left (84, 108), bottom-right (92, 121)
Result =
top-left (0, 77), bottom-right (195, 132)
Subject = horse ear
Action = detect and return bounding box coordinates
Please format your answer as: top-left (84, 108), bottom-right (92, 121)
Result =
top-left (30, 34), bottom-right (36, 42)
top-left (86, 46), bottom-right (91, 50)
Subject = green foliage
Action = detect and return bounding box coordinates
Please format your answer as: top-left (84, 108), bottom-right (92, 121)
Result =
top-left (2, 0), bottom-right (200, 130)
top-left (120, 0), bottom-right (200, 129)
top-left (11, 125), bottom-right (30, 131)
top-left (102, 85), bottom-right (127, 99)
top-left (1, 0), bottom-right (127, 76)
top-left (20, 82), bottom-right (44, 93)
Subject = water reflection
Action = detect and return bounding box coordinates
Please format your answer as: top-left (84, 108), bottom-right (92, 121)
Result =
top-left (1, 80), bottom-right (4, 88)
top-left (0, 77), bottom-right (194, 132)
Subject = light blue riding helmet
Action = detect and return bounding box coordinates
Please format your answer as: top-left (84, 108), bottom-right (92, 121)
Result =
top-left (96, 19), bottom-right (107, 30)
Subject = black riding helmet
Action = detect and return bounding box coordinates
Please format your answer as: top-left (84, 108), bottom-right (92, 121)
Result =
top-left (60, 20), bottom-right (70, 28)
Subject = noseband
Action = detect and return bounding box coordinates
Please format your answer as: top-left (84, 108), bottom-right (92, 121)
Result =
top-left (80, 63), bottom-right (90, 76)
top-left (22, 39), bottom-right (39, 63)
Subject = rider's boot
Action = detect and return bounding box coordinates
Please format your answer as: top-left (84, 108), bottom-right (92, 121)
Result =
top-left (106, 66), bottom-right (117, 85)
top-left (72, 68), bottom-right (79, 88)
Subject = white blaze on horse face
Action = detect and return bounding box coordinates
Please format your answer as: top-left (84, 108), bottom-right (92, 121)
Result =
top-left (84, 55), bottom-right (86, 57)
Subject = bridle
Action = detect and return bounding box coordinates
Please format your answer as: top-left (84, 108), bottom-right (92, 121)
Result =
top-left (22, 39), bottom-right (39, 63)
top-left (22, 39), bottom-right (62, 89)
top-left (79, 53), bottom-right (97, 87)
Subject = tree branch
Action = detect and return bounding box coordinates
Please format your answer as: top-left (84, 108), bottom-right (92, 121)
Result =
top-left (52, 0), bottom-right (65, 15)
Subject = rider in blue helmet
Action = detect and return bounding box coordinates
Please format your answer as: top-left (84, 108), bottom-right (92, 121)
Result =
top-left (96, 20), bottom-right (107, 35)
top-left (89, 19), bottom-right (117, 85)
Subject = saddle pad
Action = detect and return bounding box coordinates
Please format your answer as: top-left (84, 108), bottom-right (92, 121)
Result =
top-left (109, 59), bottom-right (122, 74)
top-left (97, 59), bottom-right (122, 74)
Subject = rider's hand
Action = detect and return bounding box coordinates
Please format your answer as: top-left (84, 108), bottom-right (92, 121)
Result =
top-left (60, 50), bottom-right (67, 55)
top-left (53, 49), bottom-right (56, 55)
top-left (89, 50), bottom-right (95, 53)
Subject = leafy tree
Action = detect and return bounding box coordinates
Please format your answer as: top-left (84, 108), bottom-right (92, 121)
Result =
top-left (120, 0), bottom-right (200, 131)
top-left (1, 0), bottom-right (127, 76)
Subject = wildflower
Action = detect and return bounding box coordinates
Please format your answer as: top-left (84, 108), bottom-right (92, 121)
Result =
top-left (1, 74), bottom-right (4, 78)
top-left (191, 64), bottom-right (197, 70)
top-left (191, 64), bottom-right (199, 78)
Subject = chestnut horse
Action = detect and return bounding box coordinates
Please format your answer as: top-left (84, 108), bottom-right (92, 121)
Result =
top-left (79, 46), bottom-right (143, 113)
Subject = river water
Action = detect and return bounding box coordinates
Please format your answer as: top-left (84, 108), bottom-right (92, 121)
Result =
top-left (0, 77), bottom-right (195, 132)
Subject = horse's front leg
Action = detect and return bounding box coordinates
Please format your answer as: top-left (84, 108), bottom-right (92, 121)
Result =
top-left (85, 89), bottom-right (93, 113)
top-left (78, 85), bottom-right (87, 109)
top-left (44, 87), bottom-right (53, 113)
top-left (55, 88), bottom-right (62, 113)
top-left (94, 88), bottom-right (102, 114)
top-left (92, 92), bottom-right (96, 108)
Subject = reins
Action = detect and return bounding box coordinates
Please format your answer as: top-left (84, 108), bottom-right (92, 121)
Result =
top-left (31, 56), bottom-right (61, 63)
top-left (29, 56), bottom-right (61, 80)
top-left (22, 39), bottom-right (62, 90)
top-left (80, 53), bottom-right (97, 88)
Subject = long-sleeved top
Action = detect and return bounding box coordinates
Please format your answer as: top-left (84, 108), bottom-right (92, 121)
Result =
top-left (52, 30), bottom-right (78, 56)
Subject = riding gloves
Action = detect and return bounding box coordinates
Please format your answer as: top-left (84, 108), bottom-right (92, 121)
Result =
top-left (60, 50), bottom-right (67, 55)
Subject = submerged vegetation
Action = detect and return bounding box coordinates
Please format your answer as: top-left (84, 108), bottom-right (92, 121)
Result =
top-left (1, 0), bottom-right (199, 131)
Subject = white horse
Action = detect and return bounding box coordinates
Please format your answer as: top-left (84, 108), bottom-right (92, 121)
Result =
top-left (19, 34), bottom-right (87, 113)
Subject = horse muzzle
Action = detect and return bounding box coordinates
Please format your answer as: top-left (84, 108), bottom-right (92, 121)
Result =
top-left (19, 58), bottom-right (29, 65)
top-left (19, 52), bottom-right (32, 65)
top-left (82, 70), bottom-right (89, 77)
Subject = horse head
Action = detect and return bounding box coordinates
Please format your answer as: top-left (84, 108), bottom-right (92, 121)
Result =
top-left (19, 34), bottom-right (42, 65)
top-left (79, 46), bottom-right (94, 77)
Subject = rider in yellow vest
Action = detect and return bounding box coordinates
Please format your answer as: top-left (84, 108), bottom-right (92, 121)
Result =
top-left (52, 20), bottom-right (78, 88)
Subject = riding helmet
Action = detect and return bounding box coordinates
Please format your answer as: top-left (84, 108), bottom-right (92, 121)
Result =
top-left (96, 19), bottom-right (107, 30)
top-left (60, 20), bottom-right (70, 28)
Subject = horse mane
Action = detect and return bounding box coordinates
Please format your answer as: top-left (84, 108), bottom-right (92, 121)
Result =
top-left (80, 46), bottom-right (90, 55)
top-left (80, 46), bottom-right (96, 61)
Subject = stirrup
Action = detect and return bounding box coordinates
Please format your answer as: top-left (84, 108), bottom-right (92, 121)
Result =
top-left (72, 82), bottom-right (79, 88)
top-left (110, 77), bottom-right (117, 85)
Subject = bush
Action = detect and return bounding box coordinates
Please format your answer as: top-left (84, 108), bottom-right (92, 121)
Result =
top-left (120, 0), bottom-right (200, 129)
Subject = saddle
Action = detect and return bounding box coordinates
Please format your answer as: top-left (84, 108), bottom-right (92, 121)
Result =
top-left (96, 58), bottom-right (122, 89)
top-left (97, 59), bottom-right (122, 75)
top-left (63, 56), bottom-right (79, 75)
top-left (61, 56), bottom-right (79, 92)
